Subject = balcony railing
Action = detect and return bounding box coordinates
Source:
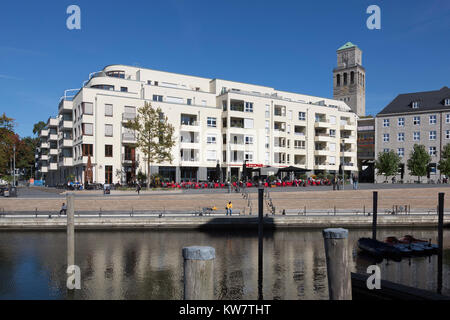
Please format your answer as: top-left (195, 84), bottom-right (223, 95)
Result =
top-left (122, 133), bottom-right (136, 142)
top-left (122, 154), bottom-right (140, 162)
top-left (123, 113), bottom-right (137, 121)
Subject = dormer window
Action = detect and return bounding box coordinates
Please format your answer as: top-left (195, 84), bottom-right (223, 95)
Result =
top-left (412, 101), bottom-right (420, 109)
top-left (445, 98), bottom-right (450, 106)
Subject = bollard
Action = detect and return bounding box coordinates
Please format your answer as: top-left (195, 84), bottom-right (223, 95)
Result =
top-left (67, 193), bottom-right (75, 269)
top-left (182, 246), bottom-right (215, 300)
top-left (323, 228), bottom-right (352, 300)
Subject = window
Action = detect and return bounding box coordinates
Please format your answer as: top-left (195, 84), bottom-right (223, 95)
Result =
top-left (265, 105), bottom-right (270, 118)
top-left (152, 95), bottom-right (163, 102)
top-left (105, 104), bottom-right (113, 117)
top-left (383, 133), bottom-right (389, 142)
top-left (105, 124), bottom-right (113, 137)
top-left (120, 87), bottom-right (128, 92)
top-left (166, 96), bottom-right (184, 104)
top-left (82, 123), bottom-right (93, 136)
top-left (429, 146), bottom-right (437, 156)
top-left (207, 117), bottom-right (217, 128)
top-left (447, 114), bottom-right (450, 123)
top-left (105, 145), bottom-right (113, 157)
top-left (187, 99), bottom-right (192, 105)
top-left (336, 74), bottom-right (341, 87)
top-left (414, 132), bottom-right (420, 141)
top-left (329, 156), bottom-right (336, 166)
top-left (245, 136), bottom-right (254, 145)
top-left (413, 116), bottom-right (421, 125)
top-left (398, 117), bottom-right (405, 126)
top-left (430, 163), bottom-right (437, 174)
top-left (245, 102), bottom-right (253, 113)
top-left (222, 101), bottom-right (227, 111)
top-left (412, 101), bottom-right (420, 109)
top-left (398, 132), bottom-right (405, 142)
top-left (265, 136), bottom-right (269, 149)
top-left (245, 152), bottom-right (253, 162)
top-left (429, 131), bottom-right (437, 140)
top-left (82, 102), bottom-right (93, 115)
top-left (446, 130), bottom-right (450, 139)
top-left (294, 140), bottom-right (305, 149)
top-left (206, 150), bottom-right (217, 161)
top-left (383, 148), bottom-right (390, 153)
top-left (207, 135), bottom-right (216, 144)
top-left (398, 148), bottom-right (404, 157)
top-left (429, 115), bottom-right (437, 124)
top-left (299, 112), bottom-right (306, 121)
top-left (445, 99), bottom-right (450, 106)
top-left (330, 129), bottom-right (336, 137)
top-left (82, 144), bottom-right (93, 156)
top-left (383, 119), bottom-right (390, 127)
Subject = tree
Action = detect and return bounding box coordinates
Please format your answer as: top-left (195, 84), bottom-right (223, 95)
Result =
top-left (124, 102), bottom-right (175, 189)
top-left (375, 150), bottom-right (400, 182)
top-left (33, 121), bottom-right (46, 136)
top-left (407, 144), bottom-right (431, 183)
top-left (438, 144), bottom-right (450, 177)
top-left (0, 114), bottom-right (16, 179)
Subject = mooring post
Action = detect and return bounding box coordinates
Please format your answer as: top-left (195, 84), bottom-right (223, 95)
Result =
top-left (438, 193), bottom-right (444, 294)
top-left (323, 228), bottom-right (352, 300)
top-left (372, 191), bottom-right (378, 240)
top-left (182, 246), bottom-right (215, 300)
top-left (258, 186), bottom-right (264, 300)
top-left (67, 192), bottom-right (75, 269)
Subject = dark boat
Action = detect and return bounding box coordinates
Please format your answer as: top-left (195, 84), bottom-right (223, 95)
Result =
top-left (400, 235), bottom-right (438, 254)
top-left (358, 238), bottom-right (402, 259)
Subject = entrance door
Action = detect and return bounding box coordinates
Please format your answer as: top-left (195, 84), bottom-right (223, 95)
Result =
top-left (105, 165), bottom-right (113, 184)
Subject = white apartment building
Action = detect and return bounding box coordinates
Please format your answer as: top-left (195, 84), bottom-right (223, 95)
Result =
top-left (37, 65), bottom-right (358, 185)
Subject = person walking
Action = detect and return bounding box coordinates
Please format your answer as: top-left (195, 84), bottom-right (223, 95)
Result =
top-left (332, 175), bottom-right (337, 191)
top-left (136, 182), bottom-right (141, 195)
top-left (226, 201), bottom-right (233, 216)
top-left (353, 173), bottom-right (358, 190)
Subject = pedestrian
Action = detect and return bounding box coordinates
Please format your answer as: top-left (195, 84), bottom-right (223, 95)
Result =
top-left (136, 182), bottom-right (141, 195)
top-left (226, 201), bottom-right (233, 216)
top-left (59, 203), bottom-right (67, 216)
top-left (353, 174), bottom-right (358, 190)
top-left (332, 175), bottom-right (337, 191)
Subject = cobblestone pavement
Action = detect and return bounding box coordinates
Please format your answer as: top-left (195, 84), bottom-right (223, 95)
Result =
top-left (1, 185), bottom-right (450, 213)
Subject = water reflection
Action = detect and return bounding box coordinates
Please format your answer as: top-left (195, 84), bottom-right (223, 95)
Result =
top-left (0, 229), bottom-right (449, 299)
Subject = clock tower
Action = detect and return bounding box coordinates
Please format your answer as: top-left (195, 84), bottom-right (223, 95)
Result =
top-left (333, 42), bottom-right (365, 116)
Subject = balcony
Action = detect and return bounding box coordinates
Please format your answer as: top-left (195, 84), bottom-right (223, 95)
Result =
top-left (41, 166), bottom-right (48, 173)
top-left (61, 139), bottom-right (73, 148)
top-left (122, 113), bottom-right (137, 122)
top-left (341, 135), bottom-right (357, 144)
top-left (48, 118), bottom-right (58, 127)
top-left (180, 121), bottom-right (200, 132)
top-left (314, 133), bottom-right (334, 142)
top-left (49, 163), bottom-right (58, 171)
top-left (40, 142), bottom-right (49, 149)
top-left (49, 149), bottom-right (58, 156)
top-left (60, 120), bottom-right (73, 129)
top-left (39, 129), bottom-right (49, 137)
top-left (48, 133), bottom-right (58, 141)
top-left (58, 99), bottom-right (73, 112)
top-left (340, 121), bottom-right (355, 131)
top-left (314, 119), bottom-right (332, 128)
top-left (40, 154), bottom-right (49, 161)
top-left (122, 133), bottom-right (137, 143)
top-left (59, 157), bottom-right (73, 167)
top-left (122, 154), bottom-right (140, 164)
top-left (314, 148), bottom-right (331, 156)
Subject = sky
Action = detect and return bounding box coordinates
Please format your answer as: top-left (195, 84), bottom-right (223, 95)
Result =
top-left (0, 0), bottom-right (449, 138)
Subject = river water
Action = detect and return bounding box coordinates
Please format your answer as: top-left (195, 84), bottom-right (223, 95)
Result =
top-left (0, 228), bottom-right (449, 299)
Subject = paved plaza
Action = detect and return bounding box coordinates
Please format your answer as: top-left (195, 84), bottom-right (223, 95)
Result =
top-left (1, 184), bottom-right (450, 214)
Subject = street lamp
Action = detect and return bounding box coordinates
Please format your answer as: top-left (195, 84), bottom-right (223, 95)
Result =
top-left (13, 144), bottom-right (16, 187)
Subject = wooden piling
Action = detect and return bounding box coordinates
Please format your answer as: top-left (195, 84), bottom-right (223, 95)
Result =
top-left (372, 191), bottom-right (378, 240)
top-left (323, 228), bottom-right (352, 300)
top-left (182, 246), bottom-right (215, 300)
top-left (258, 186), bottom-right (264, 300)
top-left (67, 193), bottom-right (75, 269)
top-left (438, 193), bottom-right (444, 294)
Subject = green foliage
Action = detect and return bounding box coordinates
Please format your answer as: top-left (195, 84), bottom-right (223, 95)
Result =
top-left (375, 150), bottom-right (401, 181)
top-left (137, 171), bottom-right (147, 185)
top-left (124, 102), bottom-right (175, 188)
top-left (407, 144), bottom-right (431, 182)
top-left (32, 121), bottom-right (46, 136)
top-left (438, 144), bottom-right (450, 176)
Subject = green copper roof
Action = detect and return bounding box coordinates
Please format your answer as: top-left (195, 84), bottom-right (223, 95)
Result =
top-left (337, 42), bottom-right (357, 51)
